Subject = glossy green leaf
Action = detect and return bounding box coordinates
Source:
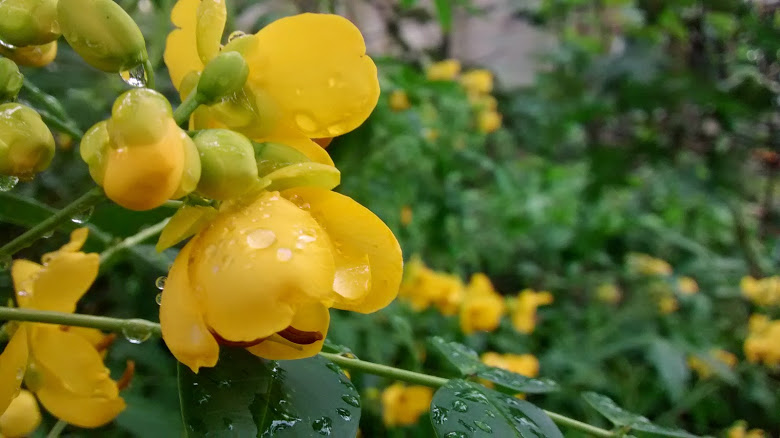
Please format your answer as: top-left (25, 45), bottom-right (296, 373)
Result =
top-left (646, 339), bottom-right (689, 402)
top-left (429, 337), bottom-right (559, 393)
top-left (178, 347), bottom-right (361, 437)
top-left (430, 379), bottom-right (563, 438)
top-left (582, 392), bottom-right (698, 438)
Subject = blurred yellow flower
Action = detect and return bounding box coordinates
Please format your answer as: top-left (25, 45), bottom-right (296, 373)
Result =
top-left (677, 276), bottom-right (699, 295)
top-left (160, 188), bottom-right (402, 371)
top-left (165, 2), bottom-right (379, 145)
top-left (0, 228), bottom-right (126, 428)
top-left (426, 59), bottom-right (461, 81)
top-left (510, 289), bottom-right (554, 334)
top-left (459, 273), bottom-right (505, 334)
top-left (687, 349), bottom-right (737, 379)
top-left (0, 390), bottom-right (41, 438)
top-left (727, 421), bottom-right (766, 438)
top-left (740, 275), bottom-right (780, 306)
top-left (460, 69), bottom-right (493, 95)
top-left (595, 283), bottom-right (621, 304)
top-left (481, 352), bottom-right (539, 378)
top-left (627, 253), bottom-right (672, 276)
top-left (389, 90), bottom-right (411, 112)
top-left (477, 110), bottom-right (502, 134)
top-left (400, 205), bottom-right (413, 226)
top-left (744, 314), bottom-right (780, 367)
top-left (381, 383), bottom-right (433, 427)
top-left (0, 41), bottom-right (58, 67)
top-left (398, 257), bottom-right (464, 316)
top-left (658, 296), bottom-right (678, 314)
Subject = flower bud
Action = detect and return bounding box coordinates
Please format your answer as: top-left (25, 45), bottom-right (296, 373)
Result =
top-left (196, 51), bottom-right (249, 104)
top-left (0, 41), bottom-right (57, 67)
top-left (0, 0), bottom-right (59, 47)
top-left (0, 58), bottom-right (24, 101)
top-left (108, 89), bottom-right (171, 146)
top-left (260, 162), bottom-right (340, 192)
top-left (193, 129), bottom-right (258, 200)
top-left (252, 141), bottom-right (311, 176)
top-left (57, 0), bottom-right (148, 72)
top-left (0, 103), bottom-right (55, 177)
top-left (79, 120), bottom-right (110, 185)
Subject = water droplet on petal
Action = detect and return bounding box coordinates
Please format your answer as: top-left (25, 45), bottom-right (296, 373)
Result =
top-left (294, 113), bottom-right (318, 134)
top-left (119, 63), bottom-right (148, 87)
top-left (155, 276), bottom-right (167, 290)
top-left (247, 229), bottom-right (276, 249)
top-left (0, 175), bottom-right (19, 192)
top-left (276, 247), bottom-right (292, 262)
top-left (71, 206), bottom-right (94, 224)
top-left (228, 30), bottom-right (246, 42)
top-left (155, 293), bottom-right (162, 305)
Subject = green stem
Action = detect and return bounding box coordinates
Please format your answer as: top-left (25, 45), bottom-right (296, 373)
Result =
top-left (0, 309), bottom-right (614, 437)
top-left (143, 58), bottom-right (156, 90)
top-left (0, 187), bottom-right (106, 259)
top-left (38, 109), bottom-right (84, 140)
top-left (163, 200), bottom-right (184, 209)
top-left (173, 92), bottom-right (202, 127)
top-left (45, 420), bottom-right (68, 438)
top-left (21, 80), bottom-right (68, 120)
top-left (99, 218), bottom-right (169, 264)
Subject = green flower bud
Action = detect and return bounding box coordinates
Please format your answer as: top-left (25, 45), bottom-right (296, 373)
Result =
top-left (171, 133), bottom-right (202, 199)
top-left (57, 0), bottom-right (147, 72)
top-left (80, 120), bottom-right (109, 185)
top-left (107, 89), bottom-right (172, 146)
top-left (0, 103), bottom-right (55, 178)
top-left (193, 129), bottom-right (258, 200)
top-left (261, 162), bottom-right (340, 192)
top-left (252, 141), bottom-right (311, 176)
top-left (0, 58), bottom-right (24, 101)
top-left (196, 52), bottom-right (249, 104)
top-left (0, 0), bottom-right (59, 47)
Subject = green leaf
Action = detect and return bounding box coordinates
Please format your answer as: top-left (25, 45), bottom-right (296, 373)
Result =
top-left (430, 379), bottom-right (563, 437)
top-left (646, 339), bottom-right (690, 402)
top-left (178, 347), bottom-right (361, 437)
top-left (582, 392), bottom-right (698, 438)
top-left (434, 0), bottom-right (453, 32)
top-left (429, 337), bottom-right (559, 394)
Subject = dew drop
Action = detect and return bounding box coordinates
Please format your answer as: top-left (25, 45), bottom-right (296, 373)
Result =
top-left (121, 322), bottom-right (152, 344)
top-left (294, 113), bottom-right (318, 133)
top-left (452, 400), bottom-right (468, 412)
top-left (119, 63), bottom-right (148, 87)
top-left (71, 206), bottom-right (94, 224)
top-left (276, 247), bottom-right (292, 262)
top-left (0, 175), bottom-right (19, 192)
top-left (155, 276), bottom-right (167, 290)
top-left (341, 394), bottom-right (360, 408)
top-left (311, 416), bottom-right (332, 435)
top-left (335, 408), bottom-right (351, 421)
top-left (155, 293), bottom-right (162, 305)
top-left (431, 405), bottom-right (448, 424)
top-left (228, 30), bottom-right (246, 42)
top-left (0, 255), bottom-right (12, 271)
top-left (0, 38), bottom-right (17, 49)
top-left (444, 432), bottom-right (468, 438)
top-left (474, 420), bottom-right (493, 433)
top-left (42, 230), bottom-right (54, 239)
top-left (247, 229), bottom-right (276, 249)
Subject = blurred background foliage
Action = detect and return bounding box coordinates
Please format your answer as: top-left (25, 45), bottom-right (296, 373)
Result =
top-left (1, 0), bottom-right (778, 436)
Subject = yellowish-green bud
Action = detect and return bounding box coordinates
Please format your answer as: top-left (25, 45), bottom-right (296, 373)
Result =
top-left (0, 41), bottom-right (57, 67)
top-left (80, 120), bottom-right (110, 185)
top-left (193, 129), bottom-right (258, 200)
top-left (252, 141), bottom-right (311, 176)
top-left (260, 162), bottom-right (340, 192)
top-left (107, 88), bottom-right (172, 146)
top-left (0, 0), bottom-right (59, 47)
top-left (0, 58), bottom-right (23, 101)
top-left (57, 0), bottom-right (147, 72)
top-left (171, 133), bottom-right (201, 199)
top-left (0, 103), bottom-right (55, 177)
top-left (196, 52), bottom-right (249, 104)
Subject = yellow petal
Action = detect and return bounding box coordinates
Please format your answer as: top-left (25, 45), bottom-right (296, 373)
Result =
top-left (0, 390), bottom-right (41, 437)
top-left (28, 252), bottom-right (99, 313)
top-left (196, 0), bottom-right (226, 64)
top-left (245, 14), bottom-right (379, 138)
top-left (282, 188), bottom-right (402, 313)
top-left (35, 375), bottom-right (125, 428)
top-left (247, 301), bottom-right (329, 360)
top-left (156, 205), bottom-right (218, 252)
top-left (59, 228), bottom-right (90, 252)
top-left (30, 327), bottom-right (114, 397)
top-left (0, 328), bottom-right (28, 415)
top-left (164, 0), bottom-right (204, 90)
top-left (11, 260), bottom-right (42, 308)
top-left (261, 162), bottom-right (341, 192)
top-left (261, 133), bottom-right (334, 167)
top-left (159, 238), bottom-right (219, 373)
top-left (189, 191), bottom-right (336, 341)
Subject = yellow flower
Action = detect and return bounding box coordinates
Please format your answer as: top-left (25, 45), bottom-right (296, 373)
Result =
top-left (164, 2), bottom-right (379, 148)
top-left (389, 90), bottom-right (411, 112)
top-left (400, 205), bottom-right (413, 226)
top-left (426, 59), bottom-right (461, 81)
top-left (481, 352), bottom-right (539, 378)
top-left (658, 296), bottom-right (678, 314)
top-left (398, 257), bottom-right (464, 315)
top-left (727, 421), bottom-right (766, 438)
top-left (460, 69), bottom-right (493, 95)
top-left (477, 109), bottom-right (502, 133)
top-left (159, 188), bottom-right (402, 372)
top-left (0, 390), bottom-right (41, 438)
top-left (687, 349), bottom-right (737, 379)
top-left (595, 283), bottom-right (621, 304)
top-left (510, 289), bottom-right (553, 334)
top-left (81, 89), bottom-right (200, 211)
top-left (459, 273), bottom-right (505, 334)
top-left (0, 228), bottom-right (126, 428)
top-left (744, 314), bottom-right (780, 367)
top-left (381, 383), bottom-right (433, 427)
top-left (677, 276), bottom-right (699, 295)
top-left (0, 41), bottom-right (58, 67)
top-left (740, 275), bottom-right (780, 306)
top-left (627, 253), bottom-right (673, 276)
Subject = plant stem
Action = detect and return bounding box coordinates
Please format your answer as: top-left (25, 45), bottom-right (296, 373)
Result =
top-left (143, 58), bottom-right (156, 90)
top-left (163, 200), bottom-right (184, 209)
top-left (0, 309), bottom-right (614, 437)
top-left (38, 109), bottom-right (84, 140)
top-left (21, 80), bottom-right (68, 119)
top-left (100, 218), bottom-right (169, 264)
top-left (45, 420), bottom-right (68, 438)
top-left (0, 187), bottom-right (106, 259)
top-left (173, 92), bottom-right (202, 127)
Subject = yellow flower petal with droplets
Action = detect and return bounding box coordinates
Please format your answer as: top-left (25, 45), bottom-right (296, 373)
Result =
top-left (164, 0), bottom-right (203, 89)
top-left (11, 260), bottom-right (41, 308)
top-left (190, 191), bottom-right (335, 341)
top-left (156, 205), bottom-right (218, 252)
top-left (247, 302), bottom-right (330, 360)
top-left (282, 187), bottom-right (402, 313)
top-left (244, 14), bottom-right (379, 138)
top-left (0, 390), bottom-right (41, 438)
top-left (262, 162), bottom-right (341, 192)
top-left (34, 370), bottom-right (126, 429)
top-left (0, 327), bottom-right (29, 415)
top-left (195, 0), bottom-right (226, 64)
top-left (24, 251), bottom-right (99, 313)
top-left (159, 237), bottom-right (219, 373)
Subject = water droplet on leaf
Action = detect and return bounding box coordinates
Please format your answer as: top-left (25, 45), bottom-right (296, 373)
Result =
top-left (0, 175), bottom-right (19, 192)
top-left (335, 408), bottom-right (351, 421)
top-left (311, 417), bottom-right (332, 435)
top-left (341, 394), bottom-right (360, 408)
top-left (452, 400), bottom-right (468, 412)
top-left (71, 206), bottom-right (94, 224)
top-left (474, 420), bottom-right (492, 433)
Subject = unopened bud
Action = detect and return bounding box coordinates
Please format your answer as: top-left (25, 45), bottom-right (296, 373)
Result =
top-left (108, 89), bottom-right (172, 146)
top-left (79, 121), bottom-right (110, 185)
top-left (0, 58), bottom-right (24, 101)
top-left (0, 41), bottom-right (57, 67)
top-left (196, 52), bottom-right (249, 104)
top-left (0, 0), bottom-right (59, 47)
top-left (193, 129), bottom-right (258, 200)
top-left (57, 0), bottom-right (147, 72)
top-left (0, 103), bottom-right (55, 177)
top-left (252, 141), bottom-right (311, 176)
top-left (260, 162), bottom-right (340, 192)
